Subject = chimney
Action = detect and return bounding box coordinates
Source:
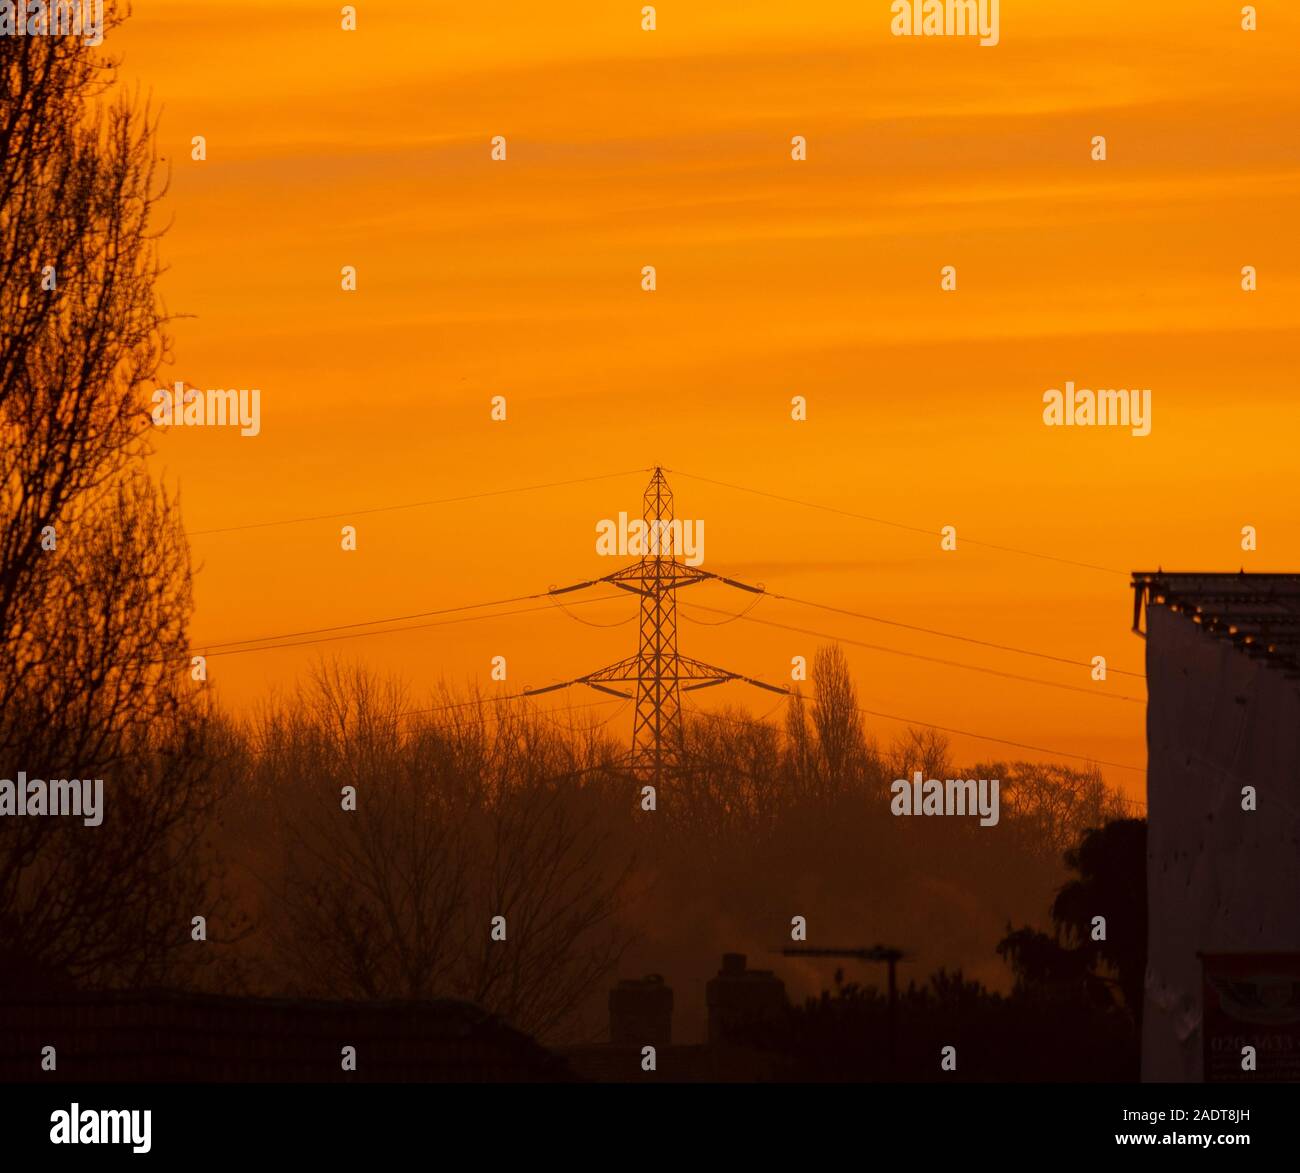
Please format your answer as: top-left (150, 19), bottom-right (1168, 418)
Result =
top-left (706, 953), bottom-right (786, 1044)
top-left (609, 974), bottom-right (673, 1047)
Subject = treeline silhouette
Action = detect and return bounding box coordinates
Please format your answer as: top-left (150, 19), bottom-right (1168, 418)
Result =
top-left (179, 648), bottom-right (1135, 1055)
top-left (5, 624), bottom-right (1143, 1063)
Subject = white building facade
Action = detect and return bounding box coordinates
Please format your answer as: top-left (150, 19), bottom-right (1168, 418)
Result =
top-left (1135, 572), bottom-right (1300, 1082)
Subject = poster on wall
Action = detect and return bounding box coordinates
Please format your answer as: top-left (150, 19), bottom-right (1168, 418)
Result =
top-left (1201, 953), bottom-right (1300, 1082)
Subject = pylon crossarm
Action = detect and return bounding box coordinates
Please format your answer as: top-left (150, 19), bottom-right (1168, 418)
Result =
top-left (682, 678), bottom-right (729, 693)
top-left (673, 657), bottom-right (782, 694)
top-left (608, 580), bottom-right (653, 599)
top-left (546, 568), bottom-right (755, 598)
top-left (522, 679), bottom-right (579, 696)
top-left (580, 655), bottom-right (641, 684)
top-left (523, 674), bottom-right (634, 700)
top-left (581, 681), bottom-right (634, 699)
top-left (678, 663), bottom-right (787, 695)
top-left (598, 567), bottom-right (710, 594)
top-left (660, 575), bottom-right (709, 592)
top-left (691, 569), bottom-right (767, 595)
top-left (546, 578), bottom-right (607, 597)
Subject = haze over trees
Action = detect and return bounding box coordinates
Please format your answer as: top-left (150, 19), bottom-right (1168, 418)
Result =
top-left (200, 650), bottom-right (1131, 1048)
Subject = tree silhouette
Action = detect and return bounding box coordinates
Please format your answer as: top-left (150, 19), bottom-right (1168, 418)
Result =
top-left (999, 818), bottom-right (1147, 1027)
top-left (0, 7), bottom-right (229, 991)
top-left (245, 665), bottom-right (633, 1042)
top-left (1051, 818), bottom-right (1147, 1025)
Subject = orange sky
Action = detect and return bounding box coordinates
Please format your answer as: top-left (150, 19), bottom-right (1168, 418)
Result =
top-left (108, 1), bottom-right (1300, 806)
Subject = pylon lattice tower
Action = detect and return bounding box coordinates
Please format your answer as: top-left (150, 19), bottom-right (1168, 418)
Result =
top-left (527, 467), bottom-right (785, 787)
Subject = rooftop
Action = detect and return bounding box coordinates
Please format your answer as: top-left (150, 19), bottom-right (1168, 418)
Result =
top-left (1132, 571), bottom-right (1300, 679)
top-left (0, 988), bottom-right (572, 1082)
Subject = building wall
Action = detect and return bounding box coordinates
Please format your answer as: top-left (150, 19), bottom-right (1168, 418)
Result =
top-left (1143, 606), bottom-right (1300, 1081)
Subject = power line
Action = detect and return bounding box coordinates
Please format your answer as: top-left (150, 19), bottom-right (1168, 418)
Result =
top-left (754, 589), bottom-right (1145, 680)
top-left (535, 698), bottom-right (631, 733)
top-left (669, 469), bottom-right (1128, 576)
top-left (180, 464), bottom-right (1128, 580)
top-left (187, 595), bottom-right (626, 660)
top-left (399, 691), bottom-right (624, 720)
top-left (547, 591), bottom-right (636, 628)
top-left (183, 577), bottom-right (1147, 699)
top-left (681, 602), bottom-right (1144, 704)
top-left (186, 469), bottom-right (648, 537)
top-left (683, 694), bottom-right (1143, 777)
top-left (417, 686), bottom-right (1146, 786)
top-left (179, 462), bottom-right (1143, 677)
top-left (205, 625), bottom-right (1146, 782)
top-left (195, 588), bottom-right (570, 650)
top-left (683, 694), bottom-right (788, 727)
top-left (681, 591), bottom-right (766, 626)
top-left (180, 567), bottom-right (1142, 718)
top-left (171, 463), bottom-right (1150, 777)
top-left (183, 568), bottom-right (1141, 709)
top-left (415, 630), bottom-right (1146, 776)
top-left (855, 704), bottom-right (1142, 773)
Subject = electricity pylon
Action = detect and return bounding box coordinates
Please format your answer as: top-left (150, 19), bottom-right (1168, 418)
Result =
top-left (526, 467), bottom-right (786, 787)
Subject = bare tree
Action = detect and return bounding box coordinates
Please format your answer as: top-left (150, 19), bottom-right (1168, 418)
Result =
top-left (256, 666), bottom-right (632, 1043)
top-left (884, 727), bottom-right (953, 785)
top-left (996, 760), bottom-right (1130, 861)
top-left (1, 6), bottom-right (165, 628)
top-left (0, 8), bottom-right (227, 991)
top-left (810, 644), bottom-right (872, 799)
top-left (261, 665), bottom-right (472, 1001)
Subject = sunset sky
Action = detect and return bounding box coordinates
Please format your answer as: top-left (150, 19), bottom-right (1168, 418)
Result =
top-left (110, 1), bottom-right (1300, 807)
